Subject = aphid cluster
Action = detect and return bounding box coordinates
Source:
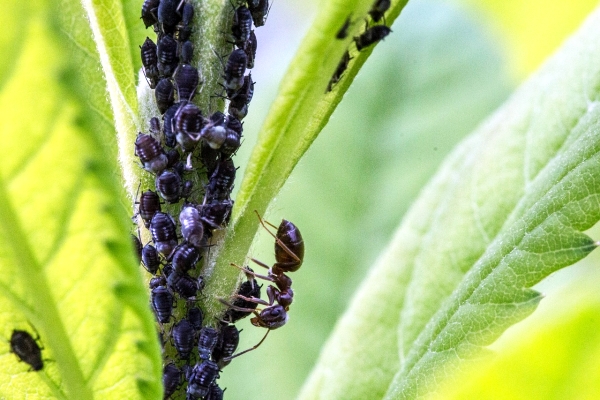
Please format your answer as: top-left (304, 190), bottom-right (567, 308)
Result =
top-left (135, 0), bottom-right (279, 398)
top-left (327, 0), bottom-right (392, 92)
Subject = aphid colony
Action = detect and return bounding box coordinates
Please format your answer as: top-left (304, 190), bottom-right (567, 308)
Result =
top-left (327, 0), bottom-right (392, 92)
top-left (135, 0), bottom-right (302, 398)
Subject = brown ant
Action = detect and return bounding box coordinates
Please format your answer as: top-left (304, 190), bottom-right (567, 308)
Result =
top-left (219, 211), bottom-right (304, 360)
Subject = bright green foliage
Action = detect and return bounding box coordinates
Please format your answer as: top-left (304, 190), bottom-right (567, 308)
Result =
top-left (300, 6), bottom-right (600, 400)
top-left (0, 0), bottom-right (160, 399)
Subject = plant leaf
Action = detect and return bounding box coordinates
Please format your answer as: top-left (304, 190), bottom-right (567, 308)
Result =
top-left (0, 1), bottom-right (160, 398)
top-left (300, 5), bottom-right (600, 400)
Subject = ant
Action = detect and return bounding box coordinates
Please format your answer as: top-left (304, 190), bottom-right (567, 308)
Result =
top-left (219, 210), bottom-right (304, 360)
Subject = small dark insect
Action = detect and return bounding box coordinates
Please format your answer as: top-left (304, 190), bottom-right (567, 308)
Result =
top-left (205, 383), bottom-right (224, 400)
top-left (157, 34), bottom-right (179, 77)
top-left (244, 30), bottom-right (257, 69)
top-left (336, 16), bottom-right (351, 39)
top-left (186, 360), bottom-right (220, 399)
top-left (132, 234), bottom-right (142, 263)
top-left (248, 0), bottom-right (270, 27)
top-left (205, 158), bottom-right (236, 202)
top-left (167, 271), bottom-right (199, 299)
top-left (138, 190), bottom-right (162, 228)
top-left (142, 243), bottom-right (161, 274)
top-left (224, 271), bottom-right (261, 322)
top-left (178, 2), bottom-right (194, 41)
top-left (171, 242), bottom-right (200, 273)
top-left (212, 324), bottom-right (240, 369)
top-left (223, 48), bottom-right (247, 91)
top-left (134, 133), bottom-right (168, 174)
top-left (179, 205), bottom-right (204, 248)
top-left (198, 119), bottom-right (226, 151)
top-left (140, 37), bottom-right (159, 88)
top-left (155, 78), bottom-right (175, 114)
top-left (174, 64), bottom-right (199, 101)
top-left (162, 363), bottom-right (182, 399)
top-left (158, 0), bottom-right (181, 34)
top-left (232, 6), bottom-right (252, 48)
top-left (197, 327), bottom-right (219, 360)
top-left (180, 40), bottom-right (194, 64)
top-left (150, 212), bottom-right (178, 257)
top-left (165, 148), bottom-right (180, 169)
top-left (162, 263), bottom-right (174, 278)
top-left (354, 25), bottom-right (392, 51)
top-left (198, 199), bottom-right (233, 230)
top-left (172, 319), bottom-right (195, 359)
top-left (10, 330), bottom-right (43, 371)
top-left (149, 275), bottom-right (166, 289)
top-left (369, 0), bottom-right (391, 22)
top-left (199, 141), bottom-right (220, 174)
top-left (149, 116), bottom-right (161, 135)
top-left (174, 102), bottom-right (204, 150)
top-left (163, 102), bottom-right (181, 148)
top-left (226, 115), bottom-right (243, 135)
top-left (326, 51), bottom-right (350, 92)
top-left (228, 74), bottom-right (254, 121)
top-left (181, 180), bottom-right (194, 200)
top-left (188, 307), bottom-right (203, 331)
top-left (155, 169), bottom-right (182, 203)
top-left (141, 0), bottom-right (160, 28)
top-left (151, 285), bottom-right (174, 323)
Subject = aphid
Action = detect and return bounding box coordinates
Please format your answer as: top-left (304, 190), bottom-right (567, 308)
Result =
top-left (141, 0), bottom-right (160, 28)
top-left (150, 212), bottom-right (178, 257)
top-left (174, 64), bottom-right (199, 101)
top-left (224, 272), bottom-right (261, 322)
top-left (165, 148), bottom-right (180, 169)
top-left (186, 360), bottom-right (220, 399)
top-left (158, 0), bottom-right (181, 34)
top-left (167, 271), bottom-right (199, 299)
top-left (140, 37), bottom-right (159, 88)
top-left (149, 275), bottom-right (166, 289)
top-left (223, 49), bottom-right (247, 91)
top-left (228, 74), bottom-right (254, 121)
top-left (142, 243), bottom-right (161, 274)
top-left (171, 242), bottom-right (200, 273)
top-left (149, 116), bottom-right (161, 135)
top-left (199, 142), bottom-right (219, 174)
top-left (180, 40), bottom-right (194, 64)
top-left (134, 133), bottom-right (168, 174)
top-left (163, 102), bottom-right (181, 148)
top-left (368, 0), bottom-right (391, 22)
top-left (181, 180), bottom-right (194, 199)
top-left (179, 205), bottom-right (204, 248)
top-left (172, 319), bottom-right (195, 359)
top-left (173, 102), bottom-right (203, 150)
top-left (336, 16), bottom-right (351, 39)
top-left (248, 0), bottom-right (269, 27)
top-left (327, 51), bottom-right (351, 92)
top-left (157, 34), bottom-right (179, 77)
top-left (197, 327), bottom-right (219, 360)
top-left (354, 25), bottom-right (392, 51)
top-left (212, 324), bottom-right (240, 368)
top-left (205, 383), bottom-right (224, 400)
top-left (199, 199), bottom-right (233, 230)
top-left (244, 30), bottom-right (257, 69)
top-left (205, 158), bottom-right (236, 201)
top-left (155, 78), bottom-right (175, 114)
top-left (155, 169), bottom-right (182, 203)
top-left (138, 190), bottom-right (162, 228)
top-left (226, 115), bottom-right (243, 135)
top-left (132, 234), bottom-right (142, 263)
top-left (10, 330), bottom-right (43, 371)
top-left (162, 363), bottom-right (182, 399)
top-left (232, 6), bottom-right (252, 48)
top-left (188, 307), bottom-right (204, 331)
top-left (178, 2), bottom-right (194, 41)
top-left (151, 285), bottom-right (174, 323)
top-left (162, 263), bottom-right (174, 278)
top-left (198, 119), bottom-right (227, 150)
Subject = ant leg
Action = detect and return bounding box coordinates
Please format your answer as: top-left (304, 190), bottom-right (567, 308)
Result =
top-left (250, 258), bottom-right (271, 271)
top-left (218, 298), bottom-right (263, 313)
top-left (222, 330), bottom-right (270, 362)
top-left (233, 294), bottom-right (270, 306)
top-left (231, 263), bottom-right (273, 282)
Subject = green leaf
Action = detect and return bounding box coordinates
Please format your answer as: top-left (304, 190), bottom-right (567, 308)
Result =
top-left (299, 5), bottom-right (600, 400)
top-left (0, 1), bottom-right (160, 399)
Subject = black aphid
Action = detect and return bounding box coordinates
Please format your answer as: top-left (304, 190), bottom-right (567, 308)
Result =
top-left (174, 64), bottom-right (199, 101)
top-left (179, 2), bottom-right (194, 41)
top-left (205, 158), bottom-right (236, 202)
top-left (157, 34), bottom-right (179, 77)
top-left (165, 148), bottom-right (180, 169)
top-left (134, 133), bottom-right (168, 174)
top-left (155, 78), bottom-right (175, 114)
top-left (197, 327), bottom-right (219, 360)
top-left (179, 205), bottom-right (204, 248)
top-left (132, 234), bottom-right (142, 263)
top-left (138, 190), bottom-right (162, 228)
top-left (248, 0), bottom-right (269, 27)
top-left (149, 275), bottom-right (166, 289)
top-left (162, 263), bottom-right (174, 278)
top-left (225, 275), bottom-right (261, 322)
top-left (151, 285), bottom-right (174, 323)
top-left (142, 243), bottom-right (161, 274)
top-left (228, 74), bottom-right (254, 121)
top-left (336, 16), bottom-right (351, 39)
top-left (172, 319), bottom-right (195, 359)
top-left (149, 116), bottom-right (161, 135)
top-left (199, 199), bottom-right (233, 230)
top-left (354, 25), bottom-right (392, 51)
top-left (244, 30), bottom-right (257, 69)
top-left (141, 0), bottom-right (160, 28)
top-left (174, 102), bottom-right (203, 150)
top-left (163, 363), bottom-right (182, 399)
top-left (188, 307), bottom-right (203, 331)
top-left (10, 330), bottom-right (43, 371)
top-left (140, 37), bottom-right (159, 88)
top-left (369, 0), bottom-right (391, 22)
top-left (150, 212), bottom-right (178, 257)
top-left (180, 40), bottom-right (194, 64)
top-left (327, 51), bottom-right (351, 92)
top-left (232, 6), bottom-right (252, 48)
top-left (171, 242), bottom-right (200, 273)
top-left (186, 360), bottom-right (220, 399)
top-left (163, 102), bottom-right (181, 148)
top-left (167, 272), bottom-right (199, 299)
top-left (213, 324), bottom-right (240, 369)
top-left (182, 180), bottom-right (194, 199)
top-left (155, 169), bottom-right (182, 203)
top-left (223, 48), bottom-right (247, 91)
top-left (158, 0), bottom-right (181, 33)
